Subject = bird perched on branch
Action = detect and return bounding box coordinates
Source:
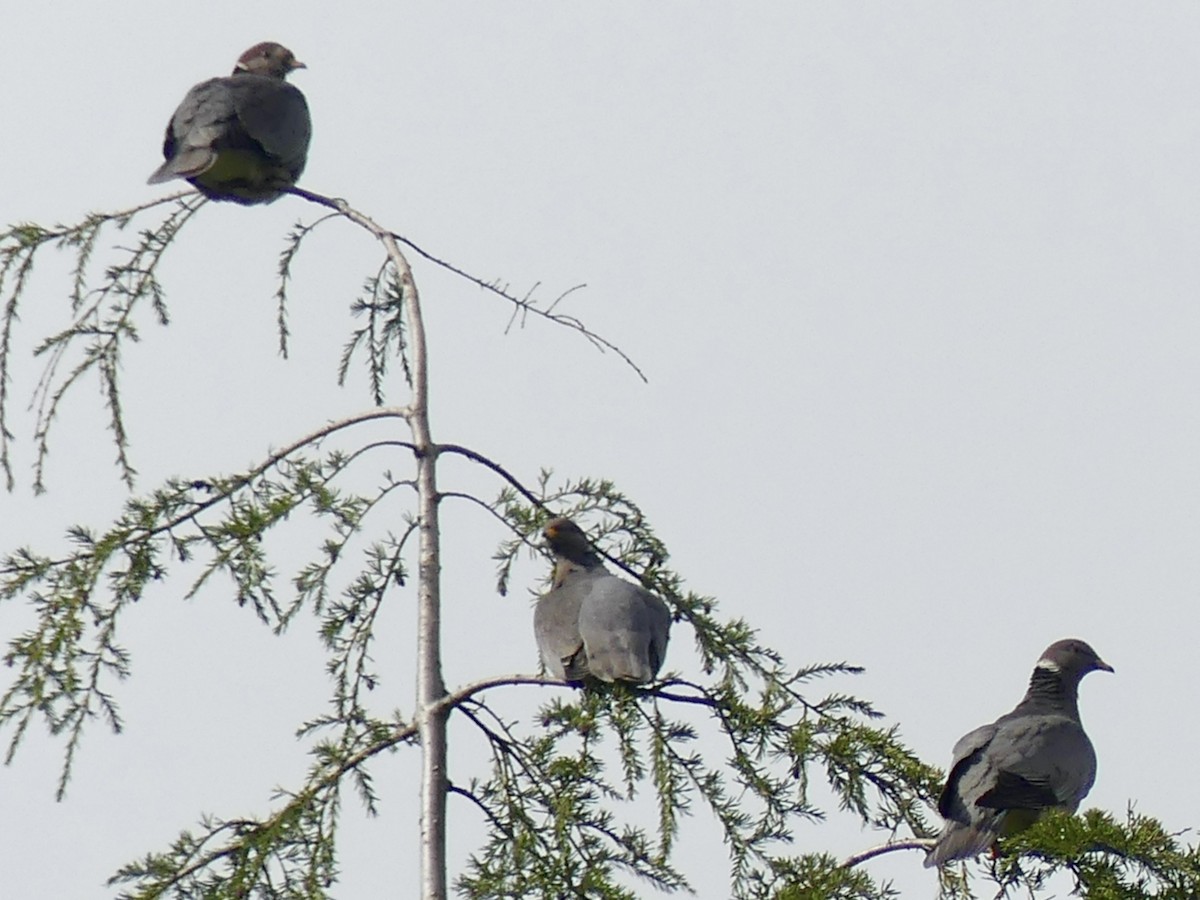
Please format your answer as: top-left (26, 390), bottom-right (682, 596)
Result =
top-left (148, 42), bottom-right (311, 204)
top-left (925, 638), bottom-right (1112, 868)
top-left (533, 517), bottom-right (672, 684)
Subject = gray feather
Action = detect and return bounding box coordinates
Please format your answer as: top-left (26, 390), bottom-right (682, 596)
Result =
top-left (533, 575), bottom-right (587, 682)
top-left (577, 571), bottom-right (671, 683)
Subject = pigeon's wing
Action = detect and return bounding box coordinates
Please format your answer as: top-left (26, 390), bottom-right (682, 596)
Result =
top-left (148, 78), bottom-right (228, 183)
top-left (937, 723), bottom-right (998, 818)
top-left (975, 769), bottom-right (1061, 810)
top-left (533, 575), bottom-right (589, 682)
top-left (983, 715), bottom-right (1098, 813)
top-left (643, 590), bottom-right (672, 677)
top-left (927, 714), bottom-right (1098, 868)
top-left (925, 722), bottom-right (1004, 868)
top-left (227, 76), bottom-right (311, 176)
top-left (578, 577), bottom-right (663, 683)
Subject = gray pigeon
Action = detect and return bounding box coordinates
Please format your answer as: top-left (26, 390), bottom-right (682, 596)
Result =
top-left (148, 42), bottom-right (311, 205)
top-left (925, 638), bottom-right (1113, 868)
top-left (533, 517), bottom-right (672, 684)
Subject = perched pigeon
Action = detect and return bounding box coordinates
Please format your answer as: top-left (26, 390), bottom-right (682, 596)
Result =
top-left (533, 517), bottom-right (672, 684)
top-left (925, 638), bottom-right (1113, 868)
top-left (148, 42), bottom-right (311, 205)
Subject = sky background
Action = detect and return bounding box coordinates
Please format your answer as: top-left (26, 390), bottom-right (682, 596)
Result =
top-left (3, 3), bottom-right (1199, 896)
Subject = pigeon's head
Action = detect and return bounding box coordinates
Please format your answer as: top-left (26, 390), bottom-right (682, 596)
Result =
top-left (544, 517), bottom-right (590, 558)
top-left (233, 42), bottom-right (306, 79)
top-left (543, 517), bottom-right (608, 571)
top-left (1037, 638), bottom-right (1114, 682)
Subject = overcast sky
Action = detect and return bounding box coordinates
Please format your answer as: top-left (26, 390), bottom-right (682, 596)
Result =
top-left (3, 3), bottom-right (1199, 897)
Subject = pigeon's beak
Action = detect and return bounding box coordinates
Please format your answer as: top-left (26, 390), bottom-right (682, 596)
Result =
top-left (1095, 659), bottom-right (1114, 673)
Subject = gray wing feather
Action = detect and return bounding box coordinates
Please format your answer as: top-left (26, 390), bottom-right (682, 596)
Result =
top-left (644, 591), bottom-right (671, 675)
top-left (534, 574), bottom-right (589, 682)
top-left (148, 79), bottom-right (229, 183)
top-left (228, 77), bottom-right (311, 172)
top-left (983, 716), bottom-right (1096, 811)
top-left (949, 724), bottom-right (997, 775)
top-left (578, 577), bottom-right (670, 683)
top-left (927, 713), bottom-right (1096, 867)
top-left (927, 722), bottom-right (1005, 867)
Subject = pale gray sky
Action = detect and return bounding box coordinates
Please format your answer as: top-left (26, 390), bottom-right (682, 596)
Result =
top-left (3, 3), bottom-right (1199, 896)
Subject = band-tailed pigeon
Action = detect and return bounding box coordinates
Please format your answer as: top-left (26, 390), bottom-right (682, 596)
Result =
top-left (925, 638), bottom-right (1112, 868)
top-left (148, 42), bottom-right (311, 205)
top-left (533, 517), bottom-right (672, 684)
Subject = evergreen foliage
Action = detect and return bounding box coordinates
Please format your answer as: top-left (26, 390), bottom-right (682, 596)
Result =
top-left (1, 196), bottom-right (1195, 898)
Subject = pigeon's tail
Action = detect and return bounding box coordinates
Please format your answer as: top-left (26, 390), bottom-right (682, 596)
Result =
top-left (924, 821), bottom-right (998, 868)
top-left (147, 148), bottom-right (216, 185)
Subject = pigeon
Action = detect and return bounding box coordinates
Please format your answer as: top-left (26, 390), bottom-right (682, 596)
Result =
top-left (148, 42), bottom-right (311, 205)
top-left (925, 638), bottom-right (1113, 868)
top-left (533, 517), bottom-right (672, 684)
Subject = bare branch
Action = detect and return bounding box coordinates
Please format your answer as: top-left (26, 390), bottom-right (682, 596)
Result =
top-left (435, 673), bottom-right (563, 714)
top-left (286, 186), bottom-right (647, 382)
top-left (437, 443), bottom-right (547, 509)
top-left (841, 837), bottom-right (936, 869)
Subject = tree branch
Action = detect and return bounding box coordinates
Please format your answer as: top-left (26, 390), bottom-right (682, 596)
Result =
top-left (0, 406), bottom-right (409, 576)
top-left (840, 837), bottom-right (935, 868)
top-left (286, 186), bottom-right (647, 382)
top-left (437, 442), bottom-right (547, 509)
